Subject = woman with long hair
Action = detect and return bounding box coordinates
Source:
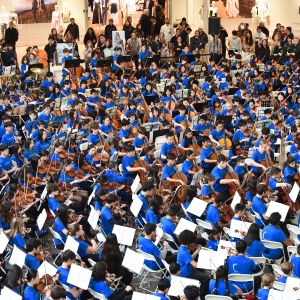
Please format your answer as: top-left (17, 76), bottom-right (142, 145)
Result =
top-left (9, 217), bottom-right (26, 249)
top-left (83, 40), bottom-right (94, 69)
top-left (3, 264), bottom-right (22, 294)
top-left (123, 19), bottom-right (134, 41)
top-left (53, 204), bottom-right (70, 250)
top-left (258, 39), bottom-right (270, 63)
top-left (242, 31), bottom-right (255, 54)
top-left (84, 27), bottom-right (97, 46)
top-left (10, 143), bottom-right (24, 168)
top-left (0, 200), bottom-right (12, 234)
top-left (100, 233), bottom-right (133, 285)
top-left (23, 138), bottom-right (36, 162)
top-left (145, 194), bottom-right (163, 224)
top-left (34, 129), bottom-right (51, 155)
top-left (245, 176), bottom-right (258, 209)
top-left (49, 28), bottom-right (58, 41)
top-left (135, 23), bottom-right (144, 40)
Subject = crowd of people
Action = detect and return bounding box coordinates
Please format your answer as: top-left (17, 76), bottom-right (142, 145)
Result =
top-left (0, 8), bottom-right (300, 300)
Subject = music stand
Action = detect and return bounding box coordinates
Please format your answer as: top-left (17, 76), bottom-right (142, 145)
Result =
top-left (171, 110), bottom-right (180, 118)
top-left (144, 95), bottom-right (159, 106)
top-left (70, 132), bottom-right (84, 143)
top-left (143, 56), bottom-right (160, 67)
top-left (149, 129), bottom-right (169, 144)
top-left (117, 56), bottom-right (131, 64)
top-left (180, 55), bottom-right (195, 63)
top-left (192, 130), bottom-right (200, 138)
top-left (143, 122), bottom-right (161, 132)
top-left (64, 59), bottom-right (81, 68)
top-left (28, 64), bottom-right (44, 72)
top-left (134, 70), bottom-right (146, 79)
top-left (227, 88), bottom-right (239, 95)
top-left (216, 116), bottom-right (232, 125)
top-left (193, 103), bottom-right (205, 113)
top-left (273, 85), bottom-right (285, 91)
top-left (96, 59), bottom-right (112, 68)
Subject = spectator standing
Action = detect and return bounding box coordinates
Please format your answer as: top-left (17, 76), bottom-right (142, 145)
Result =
top-left (219, 25), bottom-right (228, 58)
top-left (140, 9), bottom-right (151, 38)
top-left (160, 18), bottom-right (174, 43)
top-left (4, 22), bottom-right (18, 50)
top-left (64, 18), bottom-right (80, 41)
top-left (104, 18), bottom-right (117, 41)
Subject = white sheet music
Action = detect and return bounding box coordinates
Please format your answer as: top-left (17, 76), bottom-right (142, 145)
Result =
top-left (289, 182), bottom-right (300, 203)
top-left (230, 191), bottom-right (241, 211)
top-left (38, 261), bottom-right (58, 278)
top-left (132, 292), bottom-right (160, 300)
top-left (174, 218), bottom-right (197, 235)
top-left (112, 225), bottom-right (136, 246)
top-left (154, 226), bottom-right (163, 246)
top-left (186, 197), bottom-right (207, 217)
top-left (67, 264), bottom-right (92, 290)
top-left (217, 240), bottom-right (236, 256)
top-left (284, 277), bottom-right (300, 298)
top-left (131, 175), bottom-right (142, 194)
top-left (9, 245), bottom-right (26, 268)
top-left (230, 219), bottom-right (252, 239)
top-left (122, 248), bottom-right (144, 275)
top-left (88, 205), bottom-right (99, 230)
top-left (37, 209), bottom-right (47, 231)
top-left (0, 232), bottom-right (9, 254)
top-left (130, 194), bottom-right (143, 217)
top-left (266, 201), bottom-right (289, 222)
top-left (168, 276), bottom-right (200, 297)
top-left (197, 249), bottom-right (227, 270)
top-left (268, 289), bottom-right (298, 300)
top-left (0, 286), bottom-right (22, 300)
top-left (64, 235), bottom-right (79, 253)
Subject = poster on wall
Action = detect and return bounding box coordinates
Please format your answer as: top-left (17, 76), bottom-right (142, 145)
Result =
top-left (11, 0), bottom-right (57, 24)
top-left (112, 31), bottom-right (125, 52)
top-left (209, 0), bottom-right (256, 18)
top-left (57, 43), bottom-right (73, 63)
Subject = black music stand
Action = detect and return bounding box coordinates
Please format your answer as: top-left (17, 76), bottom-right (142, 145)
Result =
top-left (96, 59), bottom-right (112, 68)
top-left (142, 56), bottom-right (160, 67)
top-left (181, 55), bottom-right (195, 63)
top-left (64, 59), bottom-right (81, 76)
top-left (228, 88), bottom-right (239, 95)
top-left (152, 129), bottom-right (169, 142)
top-left (117, 56), bottom-right (131, 64)
top-left (192, 130), bottom-right (200, 138)
top-left (144, 95), bottom-right (159, 106)
top-left (216, 116), bottom-right (232, 125)
top-left (273, 85), bottom-right (285, 91)
top-left (28, 64), bottom-right (44, 72)
top-left (193, 103), bottom-right (205, 113)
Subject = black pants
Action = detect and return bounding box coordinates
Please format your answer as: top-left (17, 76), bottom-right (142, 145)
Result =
top-left (82, 253), bottom-right (100, 268)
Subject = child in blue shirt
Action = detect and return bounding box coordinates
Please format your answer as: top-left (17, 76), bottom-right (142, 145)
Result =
top-left (257, 274), bottom-right (275, 300)
top-left (291, 244), bottom-right (300, 278)
top-left (152, 278), bottom-right (170, 300)
top-left (208, 225), bottom-right (222, 251)
top-left (277, 262), bottom-right (293, 284)
top-left (233, 155), bottom-right (246, 183)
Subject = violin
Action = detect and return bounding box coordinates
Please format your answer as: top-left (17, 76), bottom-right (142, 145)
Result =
top-left (35, 274), bottom-right (54, 292)
top-left (67, 168), bottom-right (87, 179)
top-left (27, 174), bottom-right (43, 186)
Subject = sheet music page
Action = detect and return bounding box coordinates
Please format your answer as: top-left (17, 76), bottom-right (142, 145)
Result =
top-left (38, 261), bottom-right (58, 278)
top-left (67, 264), bottom-right (92, 290)
top-left (131, 175), bottom-right (142, 194)
top-left (230, 191), bottom-right (241, 211)
top-left (174, 218), bottom-right (196, 235)
top-left (88, 205), bottom-right (99, 230)
top-left (217, 240), bottom-right (236, 256)
top-left (37, 209), bottom-right (47, 231)
top-left (9, 245), bottom-right (26, 268)
top-left (266, 201), bottom-right (289, 222)
top-left (130, 194), bottom-right (143, 217)
top-left (0, 286), bottom-right (22, 300)
top-left (132, 292), bottom-right (160, 300)
top-left (187, 197), bottom-right (207, 217)
top-left (168, 276), bottom-right (200, 297)
top-left (197, 249), bottom-right (227, 270)
top-left (230, 219), bottom-right (252, 239)
top-left (284, 277), bottom-right (300, 298)
top-left (0, 232), bottom-right (9, 254)
top-left (289, 182), bottom-right (300, 203)
top-left (122, 248), bottom-right (144, 275)
top-left (154, 226), bottom-right (163, 246)
top-left (63, 235), bottom-right (79, 253)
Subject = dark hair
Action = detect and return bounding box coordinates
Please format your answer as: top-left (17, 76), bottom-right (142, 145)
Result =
top-left (269, 212), bottom-right (281, 225)
top-left (167, 204), bottom-right (180, 216)
top-left (178, 230), bottom-right (196, 245)
top-left (144, 222), bottom-right (157, 235)
top-left (56, 204), bottom-right (69, 228)
top-left (149, 194), bottom-right (163, 215)
top-left (208, 225), bottom-right (222, 240)
top-left (185, 185), bottom-right (197, 202)
top-left (236, 240), bottom-right (247, 253)
top-left (234, 203), bottom-right (246, 214)
top-left (62, 249), bottom-right (76, 262)
top-left (3, 264), bottom-right (22, 290)
top-left (169, 262), bottom-right (180, 275)
top-left (141, 181), bottom-right (155, 192)
top-left (27, 268), bottom-right (38, 282)
top-left (244, 223), bottom-right (261, 246)
top-left (92, 261), bottom-right (107, 281)
top-left (49, 285), bottom-right (66, 299)
top-left (217, 154), bottom-right (226, 163)
top-left (157, 278), bottom-right (171, 291)
top-left (213, 266), bottom-right (230, 296)
top-left (101, 233), bottom-right (123, 276)
top-left (26, 238), bottom-right (41, 252)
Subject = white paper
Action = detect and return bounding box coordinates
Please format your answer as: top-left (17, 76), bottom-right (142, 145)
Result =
top-left (268, 289), bottom-right (298, 300)
top-left (154, 226), bottom-right (163, 246)
top-left (174, 218), bottom-right (196, 235)
top-left (230, 191), bottom-right (241, 211)
top-left (197, 249), bottom-right (227, 270)
top-left (63, 235), bottom-right (79, 253)
top-left (289, 183), bottom-right (300, 203)
top-left (0, 232), bottom-right (9, 254)
top-left (131, 175), bottom-right (142, 194)
top-left (186, 197), bottom-right (208, 217)
top-left (132, 292), bottom-right (160, 300)
top-left (112, 225), bottom-right (136, 246)
top-left (266, 201), bottom-right (289, 222)
top-left (168, 276), bottom-right (200, 297)
top-left (0, 286), bottom-right (22, 300)
top-left (230, 219), bottom-right (252, 239)
top-left (217, 240), bottom-right (236, 256)
top-left (38, 261), bottom-right (58, 278)
top-left (122, 248), bottom-right (144, 275)
top-left (130, 194), bottom-right (143, 217)
top-left (284, 277), bottom-right (300, 298)
top-left (37, 209), bottom-right (47, 231)
top-left (67, 263), bottom-right (92, 290)
top-left (9, 245), bottom-right (26, 268)
top-left (88, 205), bottom-right (99, 230)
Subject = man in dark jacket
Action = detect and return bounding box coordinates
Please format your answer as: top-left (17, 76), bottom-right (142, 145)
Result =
top-left (143, 0), bottom-right (154, 17)
top-left (64, 18), bottom-right (80, 41)
top-left (104, 18), bottom-right (117, 41)
top-left (140, 9), bottom-right (151, 38)
top-left (198, 26), bottom-right (208, 45)
top-left (0, 43), bottom-right (12, 66)
top-left (5, 22), bottom-right (18, 50)
top-left (150, 16), bottom-right (161, 37)
top-left (190, 30), bottom-right (205, 52)
top-left (219, 25), bottom-right (228, 58)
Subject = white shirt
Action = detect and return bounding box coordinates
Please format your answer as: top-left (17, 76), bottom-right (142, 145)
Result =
top-left (160, 24), bottom-right (174, 42)
top-left (254, 31), bottom-right (267, 42)
top-left (0, 11), bottom-right (9, 25)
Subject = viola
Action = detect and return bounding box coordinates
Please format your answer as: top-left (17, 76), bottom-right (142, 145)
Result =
top-left (35, 274), bottom-right (54, 292)
top-left (188, 137), bottom-right (201, 155)
top-left (58, 149), bottom-right (75, 161)
top-left (81, 162), bottom-right (98, 174)
top-left (67, 168), bottom-right (86, 179)
top-left (27, 174), bottom-right (43, 186)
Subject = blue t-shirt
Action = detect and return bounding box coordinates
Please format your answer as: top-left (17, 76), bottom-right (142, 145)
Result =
top-left (122, 155), bottom-right (136, 177)
top-left (252, 196), bottom-right (267, 227)
top-left (1, 133), bottom-right (15, 146)
top-left (209, 278), bottom-right (238, 295)
top-left (9, 233), bottom-right (25, 249)
top-left (208, 239), bottom-right (219, 251)
top-left (58, 266), bottom-right (77, 300)
top-left (262, 225), bottom-right (286, 259)
top-left (23, 285), bottom-right (40, 300)
top-left (205, 204), bottom-right (221, 226)
top-left (133, 136), bottom-right (146, 148)
top-left (211, 166), bottom-right (227, 193)
top-left (0, 156), bottom-right (13, 171)
top-left (291, 254), bottom-right (300, 278)
top-left (161, 216), bottom-right (177, 242)
top-left (89, 279), bottom-right (113, 298)
top-left (101, 205), bottom-right (113, 235)
top-left (251, 150), bottom-right (267, 173)
top-left (145, 208), bottom-right (160, 224)
top-left (182, 160), bottom-right (193, 180)
top-left (257, 288), bottom-right (270, 300)
top-left (152, 292), bottom-right (169, 300)
top-left (137, 236), bottom-right (162, 269)
top-left (162, 164), bottom-right (176, 180)
top-left (74, 237), bottom-right (89, 258)
top-left (177, 245), bottom-right (193, 277)
top-left (25, 254), bottom-right (40, 270)
top-left (53, 218), bottom-right (67, 245)
top-left (160, 143), bottom-right (175, 163)
top-left (246, 240), bottom-right (267, 257)
top-left (48, 196), bottom-right (61, 214)
top-left (200, 147), bottom-right (215, 169)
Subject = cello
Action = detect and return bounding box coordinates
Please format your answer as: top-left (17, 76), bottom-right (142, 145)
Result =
top-left (188, 137), bottom-right (201, 156)
top-left (133, 151), bottom-right (149, 184)
top-left (170, 136), bottom-right (185, 158)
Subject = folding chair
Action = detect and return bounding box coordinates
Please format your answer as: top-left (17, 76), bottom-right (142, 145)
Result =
top-left (271, 264), bottom-right (284, 277)
top-left (49, 227), bottom-right (65, 267)
top-left (162, 232), bottom-right (179, 252)
top-left (155, 136), bottom-right (166, 150)
top-left (136, 249), bottom-right (167, 293)
top-left (287, 224), bottom-right (300, 245)
top-left (248, 257), bottom-right (266, 276)
top-left (154, 150), bottom-right (161, 159)
top-left (196, 219), bottom-right (213, 233)
top-left (161, 259), bottom-right (170, 272)
top-left (228, 274), bottom-right (254, 294)
top-left (180, 203), bottom-right (193, 222)
top-left (261, 240), bottom-right (285, 265)
top-left (205, 296), bottom-right (233, 300)
top-left (253, 211), bottom-right (266, 227)
top-left (118, 164), bottom-right (123, 175)
top-left (87, 288), bottom-right (107, 300)
top-left (272, 281), bottom-right (285, 291)
top-left (287, 245), bottom-right (297, 261)
top-left (95, 232), bottom-right (106, 250)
